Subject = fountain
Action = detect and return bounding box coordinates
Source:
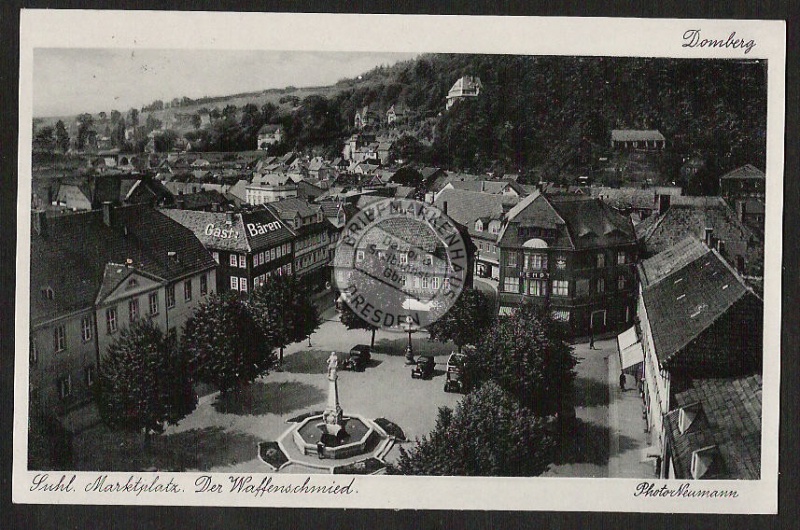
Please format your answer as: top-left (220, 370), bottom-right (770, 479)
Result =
top-left (264, 352), bottom-right (399, 471)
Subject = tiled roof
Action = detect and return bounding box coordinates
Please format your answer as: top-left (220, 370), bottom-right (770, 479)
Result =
top-left (638, 237), bottom-right (710, 288)
top-left (611, 129), bottom-right (665, 142)
top-left (266, 197), bottom-right (321, 219)
top-left (663, 374), bottom-right (762, 479)
top-left (636, 197), bottom-right (760, 264)
top-left (161, 208), bottom-right (294, 253)
top-left (30, 205), bottom-right (216, 325)
top-left (719, 164), bottom-right (765, 181)
top-left (590, 186), bottom-right (659, 210)
top-left (433, 188), bottom-right (506, 239)
top-left (641, 248), bottom-right (753, 366)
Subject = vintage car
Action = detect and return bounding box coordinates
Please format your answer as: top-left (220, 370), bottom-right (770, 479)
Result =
top-left (411, 355), bottom-right (436, 379)
top-left (343, 344), bottom-right (371, 371)
top-left (443, 352), bottom-right (468, 393)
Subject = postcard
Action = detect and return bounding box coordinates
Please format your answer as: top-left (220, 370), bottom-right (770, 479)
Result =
top-left (14, 10), bottom-right (784, 512)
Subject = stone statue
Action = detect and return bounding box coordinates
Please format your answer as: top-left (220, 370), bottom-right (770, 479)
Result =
top-left (326, 351), bottom-right (338, 381)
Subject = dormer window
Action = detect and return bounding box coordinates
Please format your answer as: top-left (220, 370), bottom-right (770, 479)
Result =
top-left (41, 287), bottom-right (54, 300)
top-left (678, 402), bottom-right (701, 434)
top-left (475, 220), bottom-right (483, 232)
top-left (690, 445), bottom-right (718, 479)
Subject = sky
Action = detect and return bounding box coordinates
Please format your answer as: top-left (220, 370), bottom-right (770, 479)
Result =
top-left (33, 49), bottom-right (418, 118)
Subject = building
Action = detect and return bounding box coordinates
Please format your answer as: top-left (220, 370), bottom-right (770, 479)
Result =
top-left (636, 195), bottom-right (763, 278)
top-left (257, 124), bottom-right (283, 150)
top-left (662, 374), bottom-right (762, 480)
top-left (29, 204), bottom-right (217, 420)
top-left (386, 104), bottom-right (410, 125)
top-left (590, 186), bottom-right (682, 224)
top-left (497, 193), bottom-right (638, 336)
top-left (610, 129), bottom-right (666, 151)
top-left (434, 188), bottom-right (507, 280)
top-left (440, 179), bottom-right (528, 206)
top-left (266, 198), bottom-right (331, 291)
top-left (719, 164), bottom-right (765, 200)
top-left (246, 173), bottom-right (299, 205)
top-left (354, 106), bottom-right (380, 129)
top-left (446, 76), bottom-right (482, 110)
top-left (635, 238), bottom-right (763, 475)
top-left (161, 208), bottom-right (295, 296)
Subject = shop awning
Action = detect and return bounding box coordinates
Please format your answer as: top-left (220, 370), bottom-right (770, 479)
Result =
top-left (617, 326), bottom-right (644, 371)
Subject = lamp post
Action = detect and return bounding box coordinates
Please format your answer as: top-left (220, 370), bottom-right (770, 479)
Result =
top-left (402, 315), bottom-right (415, 364)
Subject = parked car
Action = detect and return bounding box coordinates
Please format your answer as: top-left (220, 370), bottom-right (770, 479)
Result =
top-left (444, 352), bottom-right (468, 393)
top-left (344, 344), bottom-right (371, 371)
top-left (411, 355), bottom-right (436, 379)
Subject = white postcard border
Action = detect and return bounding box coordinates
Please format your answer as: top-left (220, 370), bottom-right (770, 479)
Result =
top-left (14, 10), bottom-right (785, 513)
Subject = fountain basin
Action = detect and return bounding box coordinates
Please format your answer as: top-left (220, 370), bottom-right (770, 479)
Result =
top-left (292, 414), bottom-right (375, 460)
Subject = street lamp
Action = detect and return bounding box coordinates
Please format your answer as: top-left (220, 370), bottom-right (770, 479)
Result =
top-left (402, 315), bottom-right (415, 364)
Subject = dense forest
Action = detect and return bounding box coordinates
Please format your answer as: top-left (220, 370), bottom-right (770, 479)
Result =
top-left (326, 54), bottom-right (767, 186)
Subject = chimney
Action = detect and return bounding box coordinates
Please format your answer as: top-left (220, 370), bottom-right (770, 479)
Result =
top-left (704, 227), bottom-right (714, 247)
top-left (657, 194), bottom-right (671, 215)
top-left (102, 201), bottom-right (113, 227)
top-left (32, 210), bottom-right (47, 237)
top-left (226, 211), bottom-right (235, 224)
top-left (442, 201), bottom-right (448, 215)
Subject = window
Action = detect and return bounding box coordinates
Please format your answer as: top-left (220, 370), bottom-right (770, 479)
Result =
top-left (230, 276), bottom-right (239, 291)
top-left (41, 286), bottom-right (54, 300)
top-left (239, 278), bottom-right (248, 292)
top-left (552, 310), bottom-right (570, 322)
top-left (431, 277), bottom-right (441, 290)
top-left (106, 307), bottom-right (118, 334)
top-left (596, 253), bottom-right (605, 268)
top-left (85, 365), bottom-right (95, 387)
top-left (58, 375), bottom-right (72, 400)
top-left (81, 316), bottom-right (93, 342)
top-left (400, 253), bottom-right (408, 264)
top-left (506, 252), bottom-right (517, 267)
top-left (166, 285), bottom-right (176, 308)
top-left (551, 280), bottom-right (569, 297)
top-left (271, 248), bottom-right (277, 261)
top-left (184, 279), bottom-right (192, 301)
top-left (127, 278), bottom-right (138, 289)
top-left (212, 251), bottom-right (220, 264)
top-left (596, 278), bottom-right (605, 293)
top-left (617, 251), bottom-right (627, 265)
top-left (200, 274), bottom-right (208, 295)
top-left (239, 255), bottom-right (246, 268)
top-left (253, 253), bottom-right (260, 267)
top-left (129, 298), bottom-right (139, 322)
top-left (422, 276), bottom-right (430, 289)
top-left (30, 338), bottom-right (38, 363)
top-left (53, 324), bottom-right (67, 352)
top-left (527, 279), bottom-right (547, 296)
top-left (524, 253), bottom-right (547, 271)
top-left (149, 292), bottom-right (159, 316)
top-left (356, 250), bottom-right (365, 262)
top-left (617, 275), bottom-right (626, 290)
top-left (503, 277), bottom-right (519, 293)
top-left (229, 254), bottom-right (238, 267)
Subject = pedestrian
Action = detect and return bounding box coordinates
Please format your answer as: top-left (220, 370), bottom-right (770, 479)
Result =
top-left (589, 331), bottom-right (595, 350)
top-left (317, 440), bottom-right (325, 459)
top-left (619, 372), bottom-right (626, 391)
top-left (307, 336), bottom-right (312, 347)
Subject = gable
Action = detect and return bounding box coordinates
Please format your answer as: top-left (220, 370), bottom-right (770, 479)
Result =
top-left (96, 266), bottom-right (164, 306)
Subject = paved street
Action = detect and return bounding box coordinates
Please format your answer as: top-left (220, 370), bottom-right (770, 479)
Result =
top-left (544, 337), bottom-right (652, 478)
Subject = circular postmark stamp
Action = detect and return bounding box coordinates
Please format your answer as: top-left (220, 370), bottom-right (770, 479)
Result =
top-left (333, 198), bottom-right (468, 332)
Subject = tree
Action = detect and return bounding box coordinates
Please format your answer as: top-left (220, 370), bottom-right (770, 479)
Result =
top-left (75, 113), bottom-right (94, 149)
top-left (340, 303), bottom-right (378, 348)
top-left (127, 107), bottom-right (139, 127)
top-left (95, 319), bottom-right (196, 445)
top-left (183, 292), bottom-right (275, 394)
top-left (464, 301), bottom-right (577, 417)
top-left (54, 120), bottom-right (70, 152)
top-left (388, 136), bottom-right (424, 164)
top-left (249, 275), bottom-right (321, 363)
top-left (391, 381), bottom-right (554, 476)
top-left (426, 288), bottom-right (494, 353)
top-left (33, 125), bottom-right (54, 150)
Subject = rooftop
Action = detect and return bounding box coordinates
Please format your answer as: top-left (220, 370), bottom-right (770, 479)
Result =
top-left (611, 129), bottom-right (666, 142)
top-left (663, 374), bottom-right (762, 479)
top-left (719, 164), bottom-right (765, 181)
top-left (638, 236), bottom-right (710, 288)
top-left (30, 205), bottom-right (216, 326)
